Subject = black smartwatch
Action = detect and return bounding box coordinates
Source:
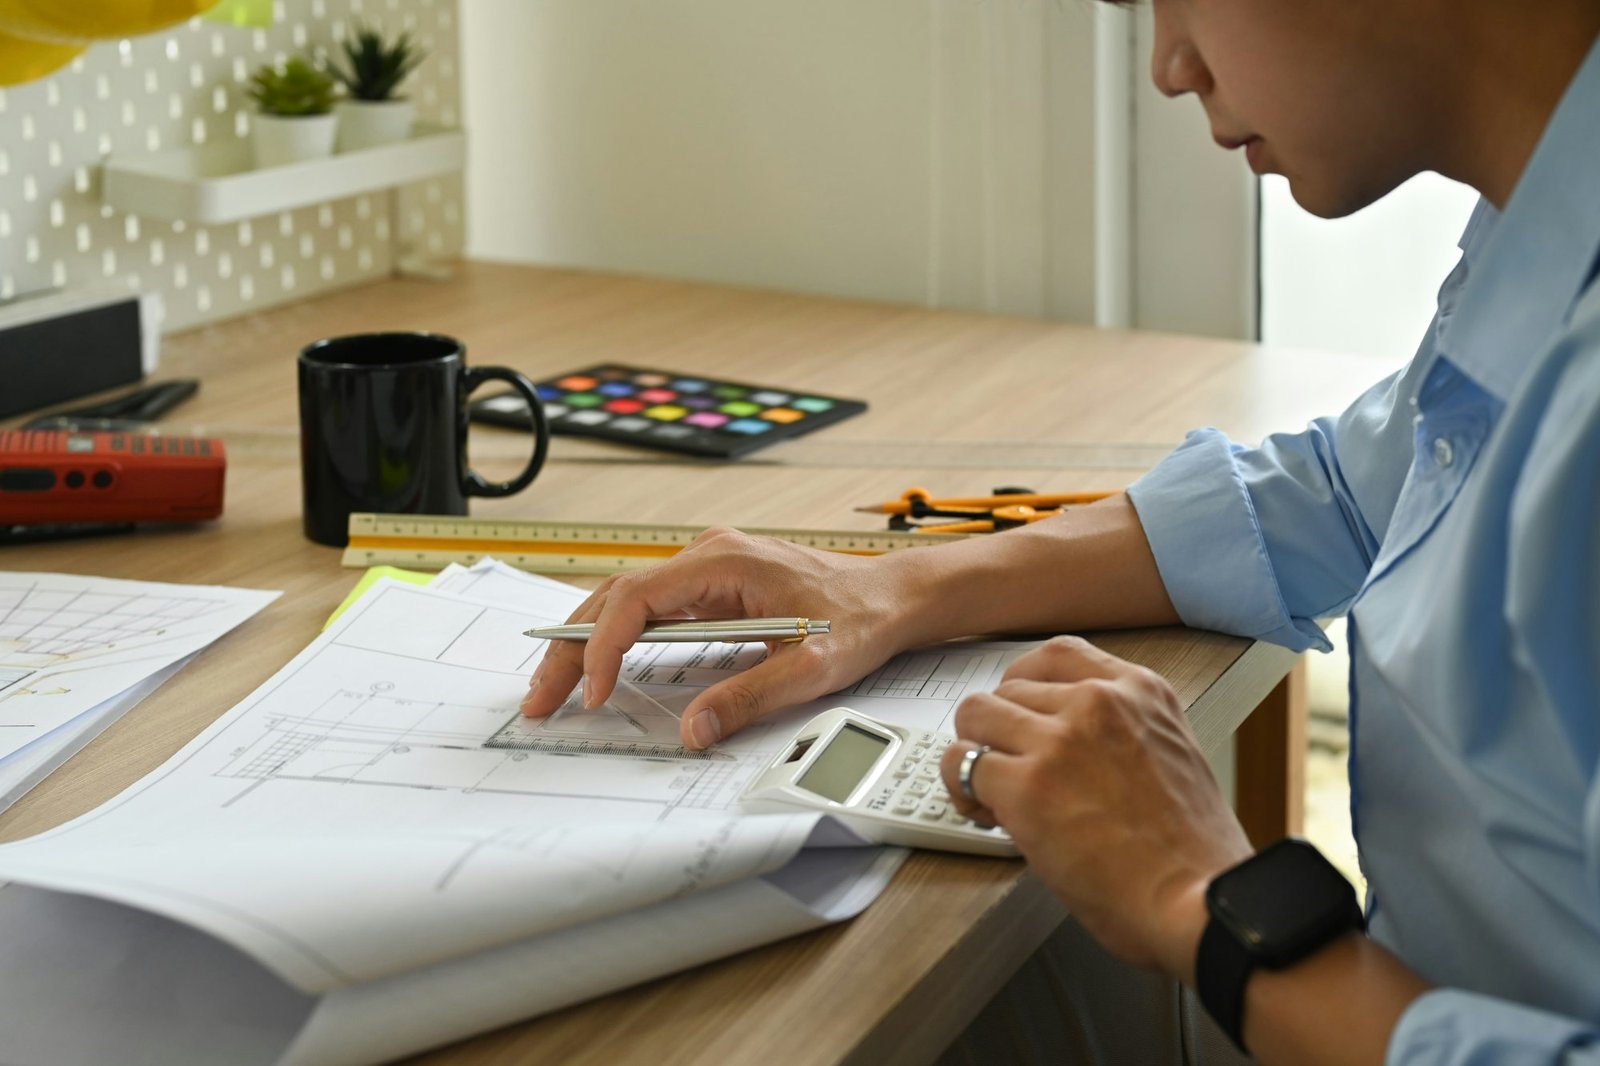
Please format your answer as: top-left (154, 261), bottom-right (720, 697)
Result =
top-left (1195, 837), bottom-right (1365, 1053)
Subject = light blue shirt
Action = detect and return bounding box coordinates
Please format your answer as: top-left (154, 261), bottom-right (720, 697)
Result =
top-left (1127, 33), bottom-right (1600, 1066)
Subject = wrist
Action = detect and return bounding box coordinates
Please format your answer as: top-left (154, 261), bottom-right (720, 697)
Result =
top-left (1193, 839), bottom-right (1366, 1054)
top-left (1160, 876), bottom-right (1215, 987)
top-left (877, 541), bottom-right (998, 647)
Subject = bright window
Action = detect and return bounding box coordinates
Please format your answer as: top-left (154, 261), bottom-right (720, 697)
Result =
top-left (1260, 172), bottom-right (1480, 365)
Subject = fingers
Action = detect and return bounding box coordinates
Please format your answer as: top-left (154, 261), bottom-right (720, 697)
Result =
top-left (565, 529), bottom-right (755, 711)
top-left (940, 678), bottom-right (1087, 823)
top-left (940, 741), bottom-right (1019, 825)
top-left (520, 583), bottom-right (613, 718)
top-left (1001, 634), bottom-right (1127, 685)
top-left (677, 644), bottom-right (831, 750)
top-left (520, 555), bottom-right (727, 718)
top-left (939, 689), bottom-right (1046, 823)
top-left (518, 527), bottom-right (869, 737)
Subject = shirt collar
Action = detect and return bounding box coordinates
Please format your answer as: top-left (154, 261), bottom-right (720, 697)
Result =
top-left (1441, 31), bottom-right (1600, 402)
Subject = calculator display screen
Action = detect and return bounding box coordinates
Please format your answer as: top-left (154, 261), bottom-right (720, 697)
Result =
top-left (795, 723), bottom-right (890, 803)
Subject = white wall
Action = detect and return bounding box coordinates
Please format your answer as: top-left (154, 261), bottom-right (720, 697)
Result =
top-left (1130, 5), bottom-right (1256, 339)
top-left (460, 0), bottom-right (1099, 322)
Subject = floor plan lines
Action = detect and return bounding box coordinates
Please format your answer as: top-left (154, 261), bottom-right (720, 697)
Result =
top-left (212, 683), bottom-right (735, 812)
top-left (0, 578), bottom-right (237, 663)
top-left (230, 729), bottom-right (324, 780)
top-left (621, 639), bottom-right (769, 689)
top-left (0, 573), bottom-right (278, 770)
top-left (847, 649), bottom-right (1009, 702)
top-left (0, 668), bottom-right (32, 696)
top-left (484, 680), bottom-right (736, 763)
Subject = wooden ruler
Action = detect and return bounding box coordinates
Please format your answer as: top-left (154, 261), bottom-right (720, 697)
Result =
top-left (341, 513), bottom-right (967, 575)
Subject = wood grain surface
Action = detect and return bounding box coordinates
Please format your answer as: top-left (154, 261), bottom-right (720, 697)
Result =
top-left (0, 262), bottom-right (1379, 1063)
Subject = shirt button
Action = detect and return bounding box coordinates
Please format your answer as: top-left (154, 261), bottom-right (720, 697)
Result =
top-left (1433, 437), bottom-right (1455, 467)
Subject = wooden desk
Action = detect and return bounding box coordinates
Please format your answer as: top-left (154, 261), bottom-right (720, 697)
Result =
top-left (0, 263), bottom-right (1380, 1064)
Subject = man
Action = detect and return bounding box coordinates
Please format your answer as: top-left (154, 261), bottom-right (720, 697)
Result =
top-left (525, 1), bottom-right (1600, 1061)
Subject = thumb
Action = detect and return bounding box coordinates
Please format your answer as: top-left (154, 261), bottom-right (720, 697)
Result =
top-left (679, 647), bottom-right (828, 750)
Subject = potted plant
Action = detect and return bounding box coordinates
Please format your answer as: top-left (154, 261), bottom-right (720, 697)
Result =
top-left (330, 22), bottom-right (427, 152)
top-left (247, 57), bottom-right (338, 167)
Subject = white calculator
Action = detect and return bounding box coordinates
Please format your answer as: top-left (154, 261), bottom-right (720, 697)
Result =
top-left (739, 706), bottom-right (1019, 857)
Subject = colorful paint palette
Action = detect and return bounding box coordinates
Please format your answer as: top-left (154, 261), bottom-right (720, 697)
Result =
top-left (470, 364), bottom-right (868, 458)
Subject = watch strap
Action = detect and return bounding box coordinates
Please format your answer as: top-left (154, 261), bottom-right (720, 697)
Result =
top-left (1196, 914), bottom-right (1255, 1053)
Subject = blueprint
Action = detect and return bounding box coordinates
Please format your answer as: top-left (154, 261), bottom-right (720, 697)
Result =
top-left (0, 560), bottom-right (1039, 1065)
top-left (0, 572), bottom-right (279, 810)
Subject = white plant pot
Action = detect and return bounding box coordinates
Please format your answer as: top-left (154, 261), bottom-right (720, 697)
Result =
top-left (252, 112), bottom-right (338, 169)
top-left (335, 98), bottom-right (415, 152)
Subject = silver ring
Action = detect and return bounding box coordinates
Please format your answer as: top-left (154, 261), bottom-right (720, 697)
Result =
top-left (957, 744), bottom-right (992, 804)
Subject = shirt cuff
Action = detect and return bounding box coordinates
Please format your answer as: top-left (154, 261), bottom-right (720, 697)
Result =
top-left (1127, 429), bottom-right (1332, 653)
top-left (1387, 988), bottom-right (1600, 1066)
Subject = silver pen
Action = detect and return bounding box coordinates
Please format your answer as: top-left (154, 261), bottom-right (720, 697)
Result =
top-left (522, 617), bottom-right (831, 644)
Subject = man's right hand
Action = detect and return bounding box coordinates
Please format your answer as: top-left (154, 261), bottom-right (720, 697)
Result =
top-left (518, 527), bottom-right (918, 749)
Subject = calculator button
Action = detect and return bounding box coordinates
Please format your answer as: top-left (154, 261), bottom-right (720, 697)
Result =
top-left (914, 766), bottom-right (938, 781)
top-left (893, 797), bottom-right (918, 815)
top-left (906, 780), bottom-right (931, 797)
top-left (919, 800), bottom-right (948, 820)
top-left (910, 747), bottom-right (928, 762)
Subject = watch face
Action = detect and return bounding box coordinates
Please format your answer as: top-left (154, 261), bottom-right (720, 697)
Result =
top-left (1207, 838), bottom-right (1359, 967)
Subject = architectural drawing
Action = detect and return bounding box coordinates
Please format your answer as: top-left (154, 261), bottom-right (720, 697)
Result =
top-left (0, 571), bottom-right (1039, 1003)
top-left (0, 573), bottom-right (279, 763)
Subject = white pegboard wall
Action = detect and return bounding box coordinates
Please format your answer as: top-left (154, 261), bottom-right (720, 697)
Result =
top-left (0, 0), bottom-right (464, 333)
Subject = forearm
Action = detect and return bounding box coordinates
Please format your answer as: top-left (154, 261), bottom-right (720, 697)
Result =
top-left (1240, 933), bottom-right (1432, 1066)
top-left (1156, 880), bottom-right (1431, 1066)
top-left (882, 494), bottom-right (1180, 648)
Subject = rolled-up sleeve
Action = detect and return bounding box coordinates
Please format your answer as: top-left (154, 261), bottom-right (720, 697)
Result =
top-left (1127, 362), bottom-right (1419, 653)
top-left (1388, 989), bottom-right (1600, 1066)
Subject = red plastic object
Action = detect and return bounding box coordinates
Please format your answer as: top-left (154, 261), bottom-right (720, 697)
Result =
top-left (0, 430), bottom-right (225, 524)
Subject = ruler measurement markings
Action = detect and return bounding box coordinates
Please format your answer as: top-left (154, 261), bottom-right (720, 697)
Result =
top-left (342, 514), bottom-right (961, 575)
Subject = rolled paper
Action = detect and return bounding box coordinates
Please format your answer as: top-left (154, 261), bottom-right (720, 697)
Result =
top-left (0, 27), bottom-right (82, 87)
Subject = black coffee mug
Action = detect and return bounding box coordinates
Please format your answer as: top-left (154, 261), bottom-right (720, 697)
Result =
top-left (298, 332), bottom-right (549, 546)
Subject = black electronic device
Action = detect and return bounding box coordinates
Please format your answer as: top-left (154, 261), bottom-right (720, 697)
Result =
top-left (21, 379), bottom-right (199, 431)
top-left (1195, 838), bottom-right (1365, 1052)
top-left (0, 285), bottom-right (155, 419)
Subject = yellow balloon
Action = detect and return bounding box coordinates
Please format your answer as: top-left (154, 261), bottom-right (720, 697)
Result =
top-left (0, 1), bottom-right (217, 45)
top-left (0, 27), bottom-right (82, 86)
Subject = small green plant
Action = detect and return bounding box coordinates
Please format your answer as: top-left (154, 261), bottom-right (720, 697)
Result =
top-left (247, 58), bottom-right (337, 116)
top-left (331, 21), bottom-right (426, 102)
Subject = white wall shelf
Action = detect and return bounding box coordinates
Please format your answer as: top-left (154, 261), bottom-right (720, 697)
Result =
top-left (100, 124), bottom-right (465, 225)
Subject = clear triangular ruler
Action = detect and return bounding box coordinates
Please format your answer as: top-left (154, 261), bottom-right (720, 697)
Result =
top-left (485, 678), bottom-right (733, 761)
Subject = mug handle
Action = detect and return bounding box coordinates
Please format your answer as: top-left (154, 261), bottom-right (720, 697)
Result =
top-left (460, 366), bottom-right (550, 497)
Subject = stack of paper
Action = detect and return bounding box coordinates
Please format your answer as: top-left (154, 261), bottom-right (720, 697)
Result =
top-left (0, 572), bottom-right (280, 812)
top-left (0, 561), bottom-right (1035, 1065)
